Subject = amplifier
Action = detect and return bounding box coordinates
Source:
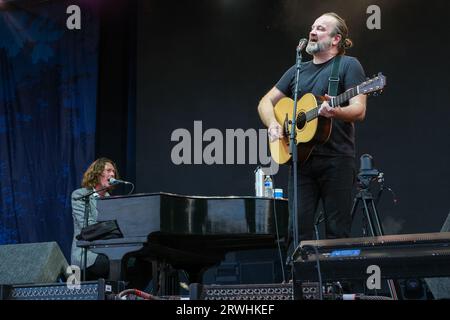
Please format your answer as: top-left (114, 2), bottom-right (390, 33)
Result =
top-left (294, 281), bottom-right (356, 300)
top-left (297, 281), bottom-right (320, 300)
top-left (189, 283), bottom-right (294, 300)
top-left (0, 279), bottom-right (126, 300)
top-left (188, 282), bottom-right (389, 300)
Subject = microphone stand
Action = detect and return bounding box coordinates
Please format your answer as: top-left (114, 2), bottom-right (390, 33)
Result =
top-left (73, 184), bottom-right (111, 281)
top-left (289, 44), bottom-right (305, 263)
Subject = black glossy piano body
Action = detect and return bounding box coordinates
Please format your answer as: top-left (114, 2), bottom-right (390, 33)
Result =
top-left (77, 192), bottom-right (289, 289)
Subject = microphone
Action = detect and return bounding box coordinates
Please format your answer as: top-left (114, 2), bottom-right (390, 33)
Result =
top-left (108, 177), bottom-right (132, 185)
top-left (297, 38), bottom-right (308, 52)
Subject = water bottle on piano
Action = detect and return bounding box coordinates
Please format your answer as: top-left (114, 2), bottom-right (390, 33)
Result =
top-left (264, 175), bottom-right (273, 198)
top-left (255, 167), bottom-right (265, 197)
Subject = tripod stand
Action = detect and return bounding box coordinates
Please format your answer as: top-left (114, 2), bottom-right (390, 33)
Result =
top-left (350, 174), bottom-right (399, 299)
top-left (350, 178), bottom-right (384, 237)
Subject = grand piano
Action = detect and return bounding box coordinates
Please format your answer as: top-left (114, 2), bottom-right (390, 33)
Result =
top-left (77, 192), bottom-right (289, 293)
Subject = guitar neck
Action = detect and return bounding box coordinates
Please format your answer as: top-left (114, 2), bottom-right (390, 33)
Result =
top-left (304, 86), bottom-right (359, 122)
top-left (330, 86), bottom-right (359, 108)
top-left (302, 73), bottom-right (385, 123)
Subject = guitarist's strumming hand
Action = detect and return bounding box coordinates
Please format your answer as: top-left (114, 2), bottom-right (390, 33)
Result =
top-left (268, 121), bottom-right (283, 142)
top-left (319, 94), bottom-right (339, 118)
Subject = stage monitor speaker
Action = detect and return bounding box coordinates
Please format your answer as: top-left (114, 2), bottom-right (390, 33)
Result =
top-left (425, 212), bottom-right (450, 299)
top-left (0, 242), bottom-right (68, 285)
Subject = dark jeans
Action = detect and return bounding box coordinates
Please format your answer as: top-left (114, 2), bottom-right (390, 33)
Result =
top-left (288, 155), bottom-right (356, 242)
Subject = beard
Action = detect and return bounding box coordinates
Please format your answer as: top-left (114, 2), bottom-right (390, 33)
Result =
top-left (306, 38), bottom-right (332, 55)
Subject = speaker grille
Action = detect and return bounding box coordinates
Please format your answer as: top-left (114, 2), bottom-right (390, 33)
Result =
top-left (2, 280), bottom-right (124, 300)
top-left (191, 283), bottom-right (293, 300)
top-left (10, 283), bottom-right (99, 300)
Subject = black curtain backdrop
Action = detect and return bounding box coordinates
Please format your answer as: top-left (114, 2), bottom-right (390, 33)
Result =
top-left (96, 0), bottom-right (137, 183)
top-left (133, 0), bottom-right (450, 236)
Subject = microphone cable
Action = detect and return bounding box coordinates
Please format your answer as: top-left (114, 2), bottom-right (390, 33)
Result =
top-left (127, 182), bottom-right (135, 195)
top-left (270, 175), bottom-right (286, 283)
top-left (301, 243), bottom-right (324, 300)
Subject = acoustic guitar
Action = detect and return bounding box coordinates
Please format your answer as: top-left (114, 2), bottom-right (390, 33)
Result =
top-left (269, 73), bottom-right (386, 164)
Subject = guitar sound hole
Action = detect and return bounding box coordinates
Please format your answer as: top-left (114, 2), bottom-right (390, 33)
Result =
top-left (296, 113), bottom-right (306, 130)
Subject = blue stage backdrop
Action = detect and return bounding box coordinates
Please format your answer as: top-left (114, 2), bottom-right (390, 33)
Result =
top-left (0, 1), bottom-right (99, 260)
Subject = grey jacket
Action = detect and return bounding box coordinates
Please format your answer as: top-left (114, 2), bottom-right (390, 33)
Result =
top-left (71, 188), bottom-right (109, 268)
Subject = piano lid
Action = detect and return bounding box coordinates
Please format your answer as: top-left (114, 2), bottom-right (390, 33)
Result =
top-left (104, 191), bottom-right (289, 201)
top-left (96, 192), bottom-right (289, 238)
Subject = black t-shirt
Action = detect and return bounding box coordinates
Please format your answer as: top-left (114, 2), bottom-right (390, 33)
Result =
top-left (275, 55), bottom-right (365, 157)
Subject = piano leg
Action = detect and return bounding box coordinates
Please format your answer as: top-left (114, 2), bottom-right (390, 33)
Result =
top-left (154, 261), bottom-right (180, 296)
top-left (89, 245), bottom-right (144, 282)
top-left (152, 261), bottom-right (159, 290)
top-left (108, 259), bottom-right (123, 282)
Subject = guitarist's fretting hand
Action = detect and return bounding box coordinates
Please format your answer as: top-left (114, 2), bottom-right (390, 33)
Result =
top-left (318, 94), bottom-right (339, 118)
top-left (268, 121), bottom-right (283, 142)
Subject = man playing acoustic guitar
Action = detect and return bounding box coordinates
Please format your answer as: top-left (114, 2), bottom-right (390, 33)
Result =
top-left (258, 13), bottom-right (367, 246)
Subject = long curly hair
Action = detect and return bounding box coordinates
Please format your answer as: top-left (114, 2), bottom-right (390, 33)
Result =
top-left (81, 157), bottom-right (120, 189)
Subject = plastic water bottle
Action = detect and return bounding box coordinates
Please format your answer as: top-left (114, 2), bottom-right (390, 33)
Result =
top-left (264, 175), bottom-right (273, 198)
top-left (255, 167), bottom-right (265, 197)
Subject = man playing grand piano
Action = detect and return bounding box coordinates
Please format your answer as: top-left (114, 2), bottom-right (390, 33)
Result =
top-left (70, 157), bottom-right (117, 280)
top-left (71, 158), bottom-right (153, 289)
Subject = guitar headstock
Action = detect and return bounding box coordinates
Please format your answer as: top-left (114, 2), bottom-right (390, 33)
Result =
top-left (358, 73), bottom-right (386, 96)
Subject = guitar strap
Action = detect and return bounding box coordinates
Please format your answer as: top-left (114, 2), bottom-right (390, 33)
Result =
top-left (327, 55), bottom-right (342, 98)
